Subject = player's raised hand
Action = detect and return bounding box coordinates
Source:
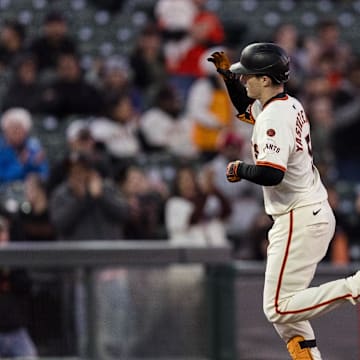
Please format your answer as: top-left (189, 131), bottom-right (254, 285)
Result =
top-left (207, 51), bottom-right (232, 79)
top-left (226, 160), bottom-right (242, 182)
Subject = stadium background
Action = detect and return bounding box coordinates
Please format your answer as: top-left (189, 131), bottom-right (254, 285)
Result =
top-left (0, 0), bottom-right (360, 359)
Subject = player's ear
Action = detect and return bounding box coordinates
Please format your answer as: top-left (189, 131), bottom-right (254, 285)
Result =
top-left (263, 75), bottom-right (273, 87)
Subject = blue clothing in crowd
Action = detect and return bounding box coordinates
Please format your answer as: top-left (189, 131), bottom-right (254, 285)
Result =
top-left (0, 136), bottom-right (49, 183)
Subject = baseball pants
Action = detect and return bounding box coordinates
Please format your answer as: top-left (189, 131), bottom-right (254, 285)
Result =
top-left (263, 200), bottom-right (358, 359)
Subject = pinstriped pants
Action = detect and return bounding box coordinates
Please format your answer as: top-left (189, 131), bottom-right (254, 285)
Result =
top-left (262, 200), bottom-right (357, 359)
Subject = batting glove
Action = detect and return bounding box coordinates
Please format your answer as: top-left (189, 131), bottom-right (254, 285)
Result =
top-left (226, 160), bottom-right (242, 182)
top-left (207, 51), bottom-right (233, 80)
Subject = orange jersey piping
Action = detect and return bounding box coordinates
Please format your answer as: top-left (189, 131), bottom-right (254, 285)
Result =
top-left (263, 94), bottom-right (288, 109)
top-left (256, 161), bottom-right (286, 172)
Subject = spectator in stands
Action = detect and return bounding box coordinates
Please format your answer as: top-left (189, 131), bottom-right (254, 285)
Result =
top-left (18, 173), bottom-right (56, 241)
top-left (310, 19), bottom-right (353, 77)
top-left (96, 55), bottom-right (142, 112)
top-left (0, 216), bottom-right (37, 358)
top-left (0, 19), bottom-right (26, 73)
top-left (301, 18), bottom-right (353, 100)
top-left (118, 165), bottom-right (168, 240)
top-left (155, 0), bottom-right (196, 40)
top-left (156, 0), bottom-right (225, 102)
top-left (129, 23), bottom-right (167, 109)
top-left (50, 151), bottom-right (130, 240)
top-left (272, 22), bottom-right (308, 96)
top-left (186, 47), bottom-right (234, 160)
top-left (41, 53), bottom-right (104, 118)
top-left (138, 83), bottom-right (196, 158)
top-left (204, 130), bottom-right (263, 256)
top-left (246, 213), bottom-right (273, 261)
top-left (306, 95), bottom-right (336, 180)
top-left (90, 94), bottom-right (142, 165)
top-left (165, 164), bottom-right (231, 246)
top-left (46, 119), bottom-right (112, 194)
top-left (27, 11), bottom-right (77, 73)
top-left (0, 107), bottom-right (48, 183)
top-left (2, 54), bottom-right (45, 113)
top-left (331, 59), bottom-right (360, 182)
top-left (323, 184), bottom-right (350, 266)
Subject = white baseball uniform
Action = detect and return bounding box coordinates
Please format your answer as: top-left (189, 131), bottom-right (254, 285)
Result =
top-left (248, 93), bottom-right (359, 359)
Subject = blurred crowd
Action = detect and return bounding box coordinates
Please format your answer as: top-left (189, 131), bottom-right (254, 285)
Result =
top-left (0, 0), bottom-right (359, 264)
top-left (1, 0), bottom-right (360, 357)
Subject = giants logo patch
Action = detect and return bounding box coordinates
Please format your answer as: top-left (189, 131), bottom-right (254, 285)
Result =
top-left (267, 128), bottom-right (276, 137)
top-left (263, 139), bottom-right (280, 154)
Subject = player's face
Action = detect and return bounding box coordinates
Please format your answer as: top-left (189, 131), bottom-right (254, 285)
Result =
top-left (240, 74), bottom-right (262, 99)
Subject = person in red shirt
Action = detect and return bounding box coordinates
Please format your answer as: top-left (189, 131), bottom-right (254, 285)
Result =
top-left (157, 0), bottom-right (225, 101)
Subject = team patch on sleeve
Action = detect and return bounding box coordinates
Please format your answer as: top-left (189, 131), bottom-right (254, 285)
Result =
top-left (263, 138), bottom-right (280, 154)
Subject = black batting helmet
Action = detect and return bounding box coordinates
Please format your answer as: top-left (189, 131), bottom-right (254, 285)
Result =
top-left (229, 42), bottom-right (290, 84)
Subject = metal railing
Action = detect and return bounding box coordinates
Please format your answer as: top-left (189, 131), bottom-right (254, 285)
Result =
top-left (1, 242), bottom-right (358, 360)
top-left (0, 241), bottom-right (232, 360)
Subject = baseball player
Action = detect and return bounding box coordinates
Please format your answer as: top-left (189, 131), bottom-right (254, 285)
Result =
top-left (207, 43), bottom-right (360, 359)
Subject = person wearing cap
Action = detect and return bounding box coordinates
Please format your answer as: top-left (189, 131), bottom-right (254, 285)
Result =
top-left (46, 119), bottom-right (112, 194)
top-left (0, 107), bottom-right (48, 183)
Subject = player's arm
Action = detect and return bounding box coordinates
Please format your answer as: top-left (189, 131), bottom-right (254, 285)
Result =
top-left (207, 51), bottom-right (254, 124)
top-left (226, 161), bottom-right (284, 186)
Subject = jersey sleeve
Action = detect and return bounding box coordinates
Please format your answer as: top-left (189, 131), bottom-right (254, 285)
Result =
top-left (254, 114), bottom-right (293, 172)
top-left (223, 76), bottom-right (255, 124)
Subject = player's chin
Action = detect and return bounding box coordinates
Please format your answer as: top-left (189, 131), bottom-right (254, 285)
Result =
top-left (245, 89), bottom-right (255, 98)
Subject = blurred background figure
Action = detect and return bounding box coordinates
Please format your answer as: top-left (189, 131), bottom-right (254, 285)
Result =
top-left (138, 83), bottom-right (196, 159)
top-left (28, 11), bottom-right (77, 74)
top-left (205, 130), bottom-right (263, 257)
top-left (271, 22), bottom-right (308, 96)
top-left (46, 119), bottom-right (112, 195)
top-left (90, 93), bottom-right (142, 168)
top-left (309, 18), bottom-right (354, 81)
top-left (93, 55), bottom-right (143, 113)
top-left (117, 165), bottom-right (168, 240)
top-left (332, 59), bottom-right (360, 182)
top-left (306, 95), bottom-right (336, 180)
top-left (2, 54), bottom-right (44, 113)
top-left (41, 53), bottom-right (103, 118)
top-left (186, 47), bottom-right (234, 161)
top-left (0, 215), bottom-right (37, 358)
top-left (246, 213), bottom-right (273, 261)
top-left (155, 0), bottom-right (225, 102)
top-left (165, 164), bottom-right (231, 247)
top-left (0, 19), bottom-right (26, 73)
top-left (18, 174), bottom-right (56, 242)
top-left (49, 151), bottom-right (129, 241)
top-left (0, 107), bottom-right (48, 184)
top-left (129, 23), bottom-right (167, 110)
top-left (323, 183), bottom-right (350, 266)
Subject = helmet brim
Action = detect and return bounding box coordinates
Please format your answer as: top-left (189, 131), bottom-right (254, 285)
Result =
top-left (229, 61), bottom-right (252, 74)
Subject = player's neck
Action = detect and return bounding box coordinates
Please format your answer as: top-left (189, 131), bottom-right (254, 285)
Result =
top-left (260, 86), bottom-right (285, 107)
